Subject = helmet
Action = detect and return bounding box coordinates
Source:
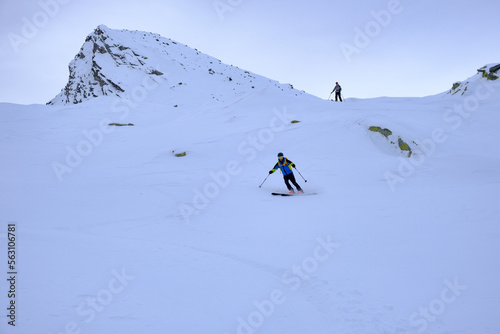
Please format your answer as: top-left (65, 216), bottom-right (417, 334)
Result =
top-left (277, 152), bottom-right (284, 157)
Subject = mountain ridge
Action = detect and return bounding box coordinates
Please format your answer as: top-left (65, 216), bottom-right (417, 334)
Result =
top-left (47, 24), bottom-right (307, 106)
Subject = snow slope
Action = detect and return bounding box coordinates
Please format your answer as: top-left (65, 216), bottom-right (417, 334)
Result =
top-left (1, 26), bottom-right (500, 334)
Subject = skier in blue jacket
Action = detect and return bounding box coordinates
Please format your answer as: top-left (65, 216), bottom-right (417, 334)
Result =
top-left (269, 152), bottom-right (303, 194)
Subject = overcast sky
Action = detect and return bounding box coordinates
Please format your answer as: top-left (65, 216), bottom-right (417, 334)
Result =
top-left (1, 0), bottom-right (499, 105)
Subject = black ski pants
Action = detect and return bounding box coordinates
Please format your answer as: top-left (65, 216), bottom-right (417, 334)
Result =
top-left (284, 173), bottom-right (302, 192)
top-left (335, 92), bottom-right (342, 102)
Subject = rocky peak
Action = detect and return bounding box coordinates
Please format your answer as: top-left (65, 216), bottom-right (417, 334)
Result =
top-left (48, 25), bottom-right (303, 105)
top-left (47, 25), bottom-right (167, 105)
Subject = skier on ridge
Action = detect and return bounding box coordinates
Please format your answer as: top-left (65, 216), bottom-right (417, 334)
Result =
top-left (269, 152), bottom-right (303, 194)
top-left (331, 82), bottom-right (342, 102)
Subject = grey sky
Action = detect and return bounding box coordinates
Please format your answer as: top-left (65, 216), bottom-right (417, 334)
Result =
top-left (1, 0), bottom-right (499, 104)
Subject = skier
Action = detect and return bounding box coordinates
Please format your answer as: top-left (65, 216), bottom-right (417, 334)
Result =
top-left (269, 152), bottom-right (303, 194)
top-left (331, 82), bottom-right (342, 102)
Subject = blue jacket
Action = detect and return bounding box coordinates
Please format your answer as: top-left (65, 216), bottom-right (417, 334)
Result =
top-left (271, 158), bottom-right (295, 175)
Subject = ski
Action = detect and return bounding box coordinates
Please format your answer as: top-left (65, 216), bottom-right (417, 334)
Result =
top-left (271, 192), bottom-right (316, 196)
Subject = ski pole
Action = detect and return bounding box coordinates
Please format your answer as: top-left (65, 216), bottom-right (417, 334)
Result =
top-left (259, 174), bottom-right (270, 188)
top-left (328, 92), bottom-right (332, 100)
top-left (294, 167), bottom-right (307, 182)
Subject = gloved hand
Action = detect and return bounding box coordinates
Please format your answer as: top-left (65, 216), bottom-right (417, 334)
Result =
top-left (269, 170), bottom-right (273, 174)
top-left (291, 163), bottom-right (296, 168)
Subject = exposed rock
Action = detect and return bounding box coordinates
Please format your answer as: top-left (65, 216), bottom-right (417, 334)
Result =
top-left (477, 63), bottom-right (499, 81)
top-left (369, 126), bottom-right (392, 138)
top-left (48, 25), bottom-right (151, 104)
top-left (448, 63), bottom-right (500, 97)
top-left (369, 126), bottom-right (412, 157)
top-left (397, 137), bottom-right (412, 157)
top-left (490, 63), bottom-right (500, 73)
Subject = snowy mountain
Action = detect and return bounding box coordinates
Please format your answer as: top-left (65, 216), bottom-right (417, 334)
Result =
top-left (1, 25), bottom-right (500, 334)
top-left (47, 25), bottom-right (304, 105)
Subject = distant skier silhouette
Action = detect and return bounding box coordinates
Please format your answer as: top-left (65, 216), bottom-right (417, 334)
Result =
top-left (331, 82), bottom-right (342, 102)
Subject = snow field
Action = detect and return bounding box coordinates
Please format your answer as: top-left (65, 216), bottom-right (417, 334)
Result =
top-left (1, 26), bottom-right (500, 333)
